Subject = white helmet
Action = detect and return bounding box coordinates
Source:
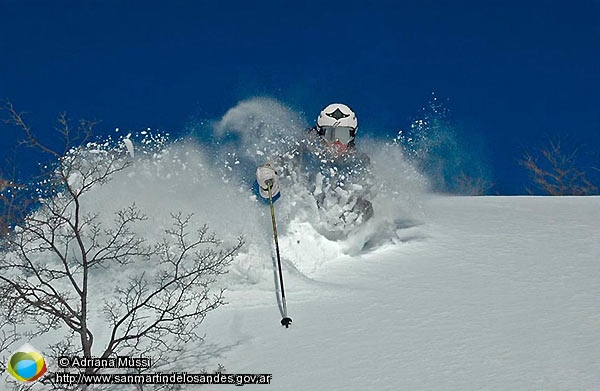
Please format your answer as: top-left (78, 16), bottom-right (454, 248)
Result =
top-left (317, 103), bottom-right (358, 129)
top-left (316, 103), bottom-right (358, 149)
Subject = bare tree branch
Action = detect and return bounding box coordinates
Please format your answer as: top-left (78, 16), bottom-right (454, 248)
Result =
top-left (2, 100), bottom-right (61, 158)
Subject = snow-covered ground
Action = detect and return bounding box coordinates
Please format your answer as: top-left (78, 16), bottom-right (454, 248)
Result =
top-left (202, 195), bottom-right (600, 391)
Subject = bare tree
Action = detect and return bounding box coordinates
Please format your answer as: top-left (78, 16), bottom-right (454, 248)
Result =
top-left (520, 138), bottom-right (598, 195)
top-left (0, 104), bottom-right (243, 390)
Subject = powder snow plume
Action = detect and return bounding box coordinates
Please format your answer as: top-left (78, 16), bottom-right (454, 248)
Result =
top-left (394, 93), bottom-right (493, 195)
top-left (12, 97), bottom-right (430, 287)
top-left (193, 97), bottom-right (429, 268)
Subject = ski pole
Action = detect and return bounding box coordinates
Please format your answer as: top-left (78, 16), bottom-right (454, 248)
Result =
top-left (266, 180), bottom-right (292, 328)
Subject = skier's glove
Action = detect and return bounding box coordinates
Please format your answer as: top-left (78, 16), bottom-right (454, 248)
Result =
top-left (256, 163), bottom-right (280, 199)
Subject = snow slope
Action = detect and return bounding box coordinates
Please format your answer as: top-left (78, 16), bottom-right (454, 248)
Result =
top-left (202, 195), bottom-right (600, 391)
top-left (2, 98), bottom-right (599, 390)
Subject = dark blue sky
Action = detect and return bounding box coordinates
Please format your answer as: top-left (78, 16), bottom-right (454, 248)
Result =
top-left (1, 0), bottom-right (599, 194)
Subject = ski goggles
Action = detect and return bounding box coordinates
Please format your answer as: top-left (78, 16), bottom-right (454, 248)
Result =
top-left (320, 126), bottom-right (355, 145)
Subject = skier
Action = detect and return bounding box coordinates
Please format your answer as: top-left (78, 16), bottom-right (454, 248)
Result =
top-left (256, 103), bottom-right (374, 230)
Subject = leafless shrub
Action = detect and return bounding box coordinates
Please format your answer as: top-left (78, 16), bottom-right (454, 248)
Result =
top-left (0, 103), bottom-right (243, 390)
top-left (520, 138), bottom-right (598, 195)
top-left (455, 171), bottom-right (494, 196)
